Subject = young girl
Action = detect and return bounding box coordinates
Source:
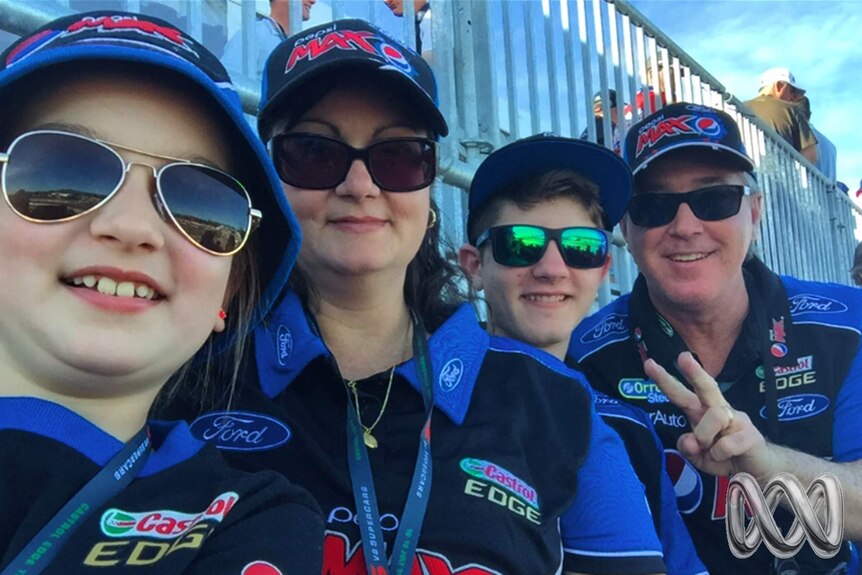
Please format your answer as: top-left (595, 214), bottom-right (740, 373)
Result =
top-left (181, 19), bottom-right (666, 574)
top-left (0, 11), bottom-right (321, 573)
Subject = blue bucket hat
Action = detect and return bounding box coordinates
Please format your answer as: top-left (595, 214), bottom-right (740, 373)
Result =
top-left (0, 11), bottom-right (301, 344)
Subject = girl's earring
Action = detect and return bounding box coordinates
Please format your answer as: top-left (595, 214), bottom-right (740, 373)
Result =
top-left (218, 309), bottom-right (227, 320)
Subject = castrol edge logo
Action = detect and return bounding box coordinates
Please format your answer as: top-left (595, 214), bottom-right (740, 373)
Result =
top-left (100, 492), bottom-right (238, 539)
top-left (459, 458), bottom-right (538, 509)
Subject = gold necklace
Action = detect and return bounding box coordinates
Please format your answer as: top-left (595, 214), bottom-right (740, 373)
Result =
top-left (346, 365), bottom-right (395, 449)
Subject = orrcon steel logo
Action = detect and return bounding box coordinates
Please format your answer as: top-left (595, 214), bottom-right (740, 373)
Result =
top-left (100, 491), bottom-right (239, 539)
top-left (726, 473), bottom-right (843, 560)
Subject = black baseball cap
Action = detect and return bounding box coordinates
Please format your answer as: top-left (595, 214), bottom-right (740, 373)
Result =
top-left (624, 102), bottom-right (755, 176)
top-left (468, 134), bottom-right (632, 232)
top-left (258, 19), bottom-right (448, 140)
top-left (0, 11), bottom-right (301, 344)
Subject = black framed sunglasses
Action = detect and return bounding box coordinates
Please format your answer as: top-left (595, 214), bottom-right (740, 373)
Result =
top-left (628, 184), bottom-right (752, 228)
top-left (271, 132), bottom-right (437, 192)
top-left (0, 130), bottom-right (261, 256)
top-left (475, 224), bottom-right (610, 269)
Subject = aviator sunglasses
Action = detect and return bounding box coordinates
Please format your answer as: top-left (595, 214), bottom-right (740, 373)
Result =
top-left (628, 184), bottom-right (752, 228)
top-left (0, 130), bottom-right (261, 256)
top-left (271, 133), bottom-right (437, 192)
top-left (475, 224), bottom-right (610, 269)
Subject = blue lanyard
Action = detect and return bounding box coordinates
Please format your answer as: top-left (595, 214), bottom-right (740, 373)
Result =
top-left (345, 318), bottom-right (435, 575)
top-left (1, 426), bottom-right (151, 575)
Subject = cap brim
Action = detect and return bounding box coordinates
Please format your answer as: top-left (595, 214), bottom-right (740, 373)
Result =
top-left (258, 57), bottom-right (448, 140)
top-left (633, 140), bottom-right (755, 176)
top-left (0, 45), bottom-right (301, 341)
top-left (469, 139), bottom-right (632, 230)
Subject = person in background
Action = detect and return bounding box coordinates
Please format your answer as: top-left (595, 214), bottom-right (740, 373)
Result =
top-left (745, 67), bottom-right (818, 164)
top-left (221, 0), bottom-right (315, 78)
top-left (796, 95), bottom-right (837, 181)
top-left (384, 0), bottom-right (431, 54)
top-left (852, 243), bottom-right (862, 287)
top-left (0, 10), bottom-right (322, 572)
top-left (459, 133), bottom-right (708, 575)
top-left (580, 89), bottom-right (620, 152)
top-left (571, 102), bottom-right (862, 575)
top-left (179, 18), bottom-right (666, 575)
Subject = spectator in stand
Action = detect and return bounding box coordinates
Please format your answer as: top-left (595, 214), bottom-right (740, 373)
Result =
top-left (796, 95), bottom-right (837, 180)
top-left (580, 89), bottom-right (620, 152)
top-left (221, 0), bottom-right (315, 78)
top-left (745, 67), bottom-right (818, 164)
top-left (570, 102), bottom-right (862, 574)
top-left (856, 178), bottom-right (862, 198)
top-left (853, 243), bottom-right (862, 286)
top-left (384, 0), bottom-right (431, 54)
top-left (458, 134), bottom-right (708, 574)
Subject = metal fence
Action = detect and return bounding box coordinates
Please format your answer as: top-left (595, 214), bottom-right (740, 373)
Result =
top-left (1, 0), bottom-right (858, 301)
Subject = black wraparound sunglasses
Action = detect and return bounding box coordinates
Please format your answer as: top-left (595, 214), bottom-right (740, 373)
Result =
top-left (628, 184), bottom-right (752, 228)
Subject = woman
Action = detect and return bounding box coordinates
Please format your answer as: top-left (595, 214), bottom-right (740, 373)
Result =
top-left (0, 11), bottom-right (321, 573)
top-left (184, 19), bottom-right (665, 574)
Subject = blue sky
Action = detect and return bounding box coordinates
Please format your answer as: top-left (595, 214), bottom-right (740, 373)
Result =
top-left (630, 0), bottom-right (862, 198)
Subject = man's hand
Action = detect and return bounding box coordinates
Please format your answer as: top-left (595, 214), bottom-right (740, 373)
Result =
top-left (644, 352), bottom-right (771, 479)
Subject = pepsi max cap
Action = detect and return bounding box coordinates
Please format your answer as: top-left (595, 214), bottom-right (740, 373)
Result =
top-left (624, 102), bottom-right (755, 176)
top-left (468, 134), bottom-right (632, 232)
top-left (0, 11), bottom-right (301, 340)
top-left (259, 19), bottom-right (447, 140)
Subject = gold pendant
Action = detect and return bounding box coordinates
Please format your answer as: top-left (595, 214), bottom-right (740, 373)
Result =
top-left (363, 430), bottom-right (378, 449)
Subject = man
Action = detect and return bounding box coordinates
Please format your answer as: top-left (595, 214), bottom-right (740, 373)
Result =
top-left (580, 89), bottom-right (620, 151)
top-left (745, 67), bottom-right (818, 164)
top-left (221, 0), bottom-right (315, 78)
top-left (796, 95), bottom-right (837, 181)
top-left (571, 102), bottom-right (862, 574)
top-left (384, 0), bottom-right (431, 53)
top-left (460, 134), bottom-right (707, 574)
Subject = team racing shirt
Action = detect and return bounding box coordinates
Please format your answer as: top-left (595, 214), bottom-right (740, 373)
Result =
top-left (570, 257), bottom-right (862, 574)
top-left (0, 397), bottom-right (324, 574)
top-left (185, 296), bottom-right (665, 574)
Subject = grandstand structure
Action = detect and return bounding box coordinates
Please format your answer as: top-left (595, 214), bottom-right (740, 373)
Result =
top-left (2, 0), bottom-right (858, 303)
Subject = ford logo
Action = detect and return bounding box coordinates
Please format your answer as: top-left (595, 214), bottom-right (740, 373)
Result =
top-left (579, 313), bottom-right (628, 344)
top-left (276, 325), bottom-right (293, 366)
top-left (759, 394), bottom-right (830, 422)
top-left (189, 411), bottom-right (291, 451)
top-left (439, 358), bottom-right (464, 392)
top-left (789, 294), bottom-right (848, 316)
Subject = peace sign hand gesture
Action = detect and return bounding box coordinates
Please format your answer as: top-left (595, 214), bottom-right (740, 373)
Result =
top-left (645, 352), bottom-right (770, 479)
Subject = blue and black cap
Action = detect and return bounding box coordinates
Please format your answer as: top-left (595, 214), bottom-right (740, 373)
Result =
top-left (624, 102), bottom-right (756, 176)
top-left (0, 11), bottom-right (302, 340)
top-left (259, 18), bottom-right (448, 141)
top-left (468, 133), bottom-right (632, 232)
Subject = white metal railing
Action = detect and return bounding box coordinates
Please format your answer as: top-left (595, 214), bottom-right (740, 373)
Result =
top-left (1, 0), bottom-right (858, 299)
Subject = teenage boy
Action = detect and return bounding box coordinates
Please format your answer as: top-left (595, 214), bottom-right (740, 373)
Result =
top-left (459, 134), bottom-right (707, 574)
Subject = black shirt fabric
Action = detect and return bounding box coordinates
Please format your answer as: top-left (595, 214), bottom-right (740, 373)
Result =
top-left (0, 397), bottom-right (324, 574)
top-left (182, 297), bottom-right (665, 574)
top-left (570, 258), bottom-right (862, 574)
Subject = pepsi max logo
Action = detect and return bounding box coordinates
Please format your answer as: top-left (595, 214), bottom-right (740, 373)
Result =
top-left (759, 394), bottom-right (830, 422)
top-left (378, 42), bottom-right (411, 72)
top-left (665, 449), bottom-right (702, 514)
top-left (789, 294), bottom-right (848, 316)
top-left (439, 358), bottom-right (464, 392)
top-left (189, 411), bottom-right (291, 451)
top-left (635, 114), bottom-right (726, 157)
top-left (771, 343), bottom-right (788, 358)
top-left (276, 325), bottom-right (293, 366)
top-left (579, 313), bottom-right (628, 344)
